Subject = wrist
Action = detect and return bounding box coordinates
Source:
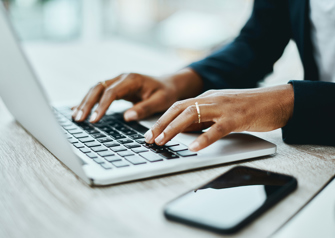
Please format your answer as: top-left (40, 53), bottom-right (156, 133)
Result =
top-left (278, 84), bottom-right (294, 127)
top-left (161, 68), bottom-right (203, 100)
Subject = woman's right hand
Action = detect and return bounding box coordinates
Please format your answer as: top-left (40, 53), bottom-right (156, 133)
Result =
top-left (72, 68), bottom-right (203, 123)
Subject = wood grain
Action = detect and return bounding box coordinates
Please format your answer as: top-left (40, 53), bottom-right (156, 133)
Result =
top-left (0, 98), bottom-right (335, 238)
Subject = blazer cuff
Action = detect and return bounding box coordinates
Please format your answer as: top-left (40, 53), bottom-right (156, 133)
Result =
top-left (282, 80), bottom-right (335, 146)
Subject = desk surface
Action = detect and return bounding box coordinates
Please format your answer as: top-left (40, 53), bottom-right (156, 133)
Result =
top-left (1, 42), bottom-right (335, 238)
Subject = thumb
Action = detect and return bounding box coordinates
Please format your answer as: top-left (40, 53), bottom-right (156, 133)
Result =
top-left (124, 91), bottom-right (171, 121)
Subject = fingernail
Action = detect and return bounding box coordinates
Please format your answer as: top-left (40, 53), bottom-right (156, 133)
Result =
top-left (189, 141), bottom-right (200, 152)
top-left (75, 110), bottom-right (83, 121)
top-left (72, 108), bottom-right (78, 118)
top-left (124, 110), bottom-right (138, 121)
top-left (89, 112), bottom-right (97, 122)
top-left (144, 130), bottom-right (153, 143)
top-left (155, 133), bottom-right (165, 145)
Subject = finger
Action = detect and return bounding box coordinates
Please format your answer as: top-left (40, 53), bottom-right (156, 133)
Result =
top-left (124, 90), bottom-right (173, 121)
top-left (72, 92), bottom-right (89, 119)
top-left (188, 119), bottom-right (234, 152)
top-left (74, 77), bottom-right (121, 122)
top-left (154, 104), bottom-right (217, 146)
top-left (182, 121), bottom-right (214, 132)
top-left (145, 98), bottom-right (203, 143)
top-left (73, 84), bottom-right (105, 121)
top-left (89, 75), bottom-right (141, 123)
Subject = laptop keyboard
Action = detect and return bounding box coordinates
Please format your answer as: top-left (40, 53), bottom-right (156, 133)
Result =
top-left (54, 107), bottom-right (197, 170)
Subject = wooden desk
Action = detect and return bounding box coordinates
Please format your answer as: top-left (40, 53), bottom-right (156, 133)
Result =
top-left (1, 42), bottom-right (335, 238)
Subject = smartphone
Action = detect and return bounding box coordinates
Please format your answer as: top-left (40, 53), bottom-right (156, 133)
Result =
top-left (164, 166), bottom-right (297, 234)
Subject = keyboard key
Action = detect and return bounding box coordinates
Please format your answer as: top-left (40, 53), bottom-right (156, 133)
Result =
top-left (98, 151), bottom-right (115, 157)
top-left (128, 134), bottom-right (145, 139)
top-left (107, 130), bottom-right (120, 136)
top-left (94, 125), bottom-right (110, 130)
top-left (110, 146), bottom-right (127, 152)
top-left (104, 142), bottom-right (120, 147)
top-left (68, 138), bottom-right (78, 143)
top-left (60, 121), bottom-right (72, 126)
top-left (86, 152), bottom-right (98, 158)
top-left (93, 158), bottom-right (105, 164)
top-left (165, 141), bottom-right (180, 147)
top-left (168, 145), bottom-right (188, 152)
top-left (79, 137), bottom-right (95, 143)
top-left (117, 139), bottom-right (133, 144)
top-left (140, 151), bottom-right (163, 162)
top-left (116, 126), bottom-right (129, 131)
top-left (117, 151), bottom-right (135, 157)
top-left (150, 146), bottom-right (166, 153)
top-left (111, 135), bottom-right (126, 140)
top-left (76, 122), bottom-right (91, 129)
top-left (91, 134), bottom-right (106, 139)
top-left (144, 143), bottom-right (156, 148)
top-left (97, 137), bottom-right (113, 143)
top-left (124, 143), bottom-right (141, 149)
top-left (109, 122), bottom-right (122, 128)
top-left (73, 132), bottom-right (89, 138)
top-left (160, 152), bottom-right (179, 159)
top-left (135, 139), bottom-right (146, 144)
top-left (101, 163), bottom-right (112, 169)
top-left (73, 143), bottom-right (85, 148)
top-left (104, 155), bottom-right (122, 162)
top-left (63, 125), bottom-right (77, 130)
top-left (131, 147), bottom-right (149, 153)
top-left (112, 160), bottom-right (130, 168)
top-left (67, 128), bottom-right (83, 134)
top-left (86, 129), bottom-right (99, 134)
top-left (81, 125), bottom-right (93, 130)
top-left (80, 147), bottom-right (91, 153)
top-left (91, 146), bottom-right (108, 152)
top-left (125, 155), bottom-right (147, 165)
top-left (176, 150), bottom-right (197, 157)
top-left (122, 130), bottom-right (138, 135)
top-left (85, 141), bottom-right (101, 147)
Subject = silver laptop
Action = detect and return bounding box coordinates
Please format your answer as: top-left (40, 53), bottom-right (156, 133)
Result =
top-left (0, 5), bottom-right (276, 186)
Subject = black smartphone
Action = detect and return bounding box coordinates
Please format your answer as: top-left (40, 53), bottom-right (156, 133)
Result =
top-left (164, 166), bottom-right (297, 234)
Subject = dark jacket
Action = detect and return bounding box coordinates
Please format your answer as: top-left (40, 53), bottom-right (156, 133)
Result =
top-left (189, 0), bottom-right (335, 146)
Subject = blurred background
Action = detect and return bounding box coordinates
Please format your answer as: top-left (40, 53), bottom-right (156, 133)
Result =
top-left (1, 0), bottom-right (303, 103)
top-left (2, 0), bottom-right (253, 59)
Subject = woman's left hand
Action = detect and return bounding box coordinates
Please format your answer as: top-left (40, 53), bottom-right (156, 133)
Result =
top-left (144, 84), bottom-right (294, 152)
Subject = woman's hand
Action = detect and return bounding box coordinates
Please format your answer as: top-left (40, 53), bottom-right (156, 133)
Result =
top-left (72, 68), bottom-right (203, 123)
top-left (145, 84), bottom-right (294, 152)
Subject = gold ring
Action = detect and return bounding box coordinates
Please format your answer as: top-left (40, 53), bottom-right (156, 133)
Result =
top-left (99, 81), bottom-right (107, 89)
top-left (195, 102), bottom-right (201, 123)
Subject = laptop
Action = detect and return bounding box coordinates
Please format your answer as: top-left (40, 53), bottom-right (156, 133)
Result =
top-left (0, 4), bottom-right (276, 186)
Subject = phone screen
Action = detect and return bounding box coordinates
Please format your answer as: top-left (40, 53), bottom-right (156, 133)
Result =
top-left (164, 166), bottom-right (297, 233)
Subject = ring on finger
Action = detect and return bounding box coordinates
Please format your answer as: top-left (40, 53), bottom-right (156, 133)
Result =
top-left (195, 102), bottom-right (201, 123)
top-left (99, 80), bottom-right (107, 89)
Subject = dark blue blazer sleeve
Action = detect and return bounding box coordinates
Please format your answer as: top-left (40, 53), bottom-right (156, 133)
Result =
top-left (282, 80), bottom-right (335, 146)
top-left (188, 0), bottom-right (291, 91)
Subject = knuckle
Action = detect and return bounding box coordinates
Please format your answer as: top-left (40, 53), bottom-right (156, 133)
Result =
top-left (104, 87), bottom-right (114, 95)
top-left (126, 72), bottom-right (141, 80)
top-left (201, 134), bottom-right (210, 145)
top-left (171, 101), bottom-right (184, 111)
top-left (207, 89), bottom-right (217, 94)
top-left (214, 124), bottom-right (225, 134)
top-left (185, 105), bottom-right (197, 117)
top-left (119, 73), bottom-right (127, 78)
top-left (165, 124), bottom-right (175, 133)
top-left (152, 119), bottom-right (164, 131)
